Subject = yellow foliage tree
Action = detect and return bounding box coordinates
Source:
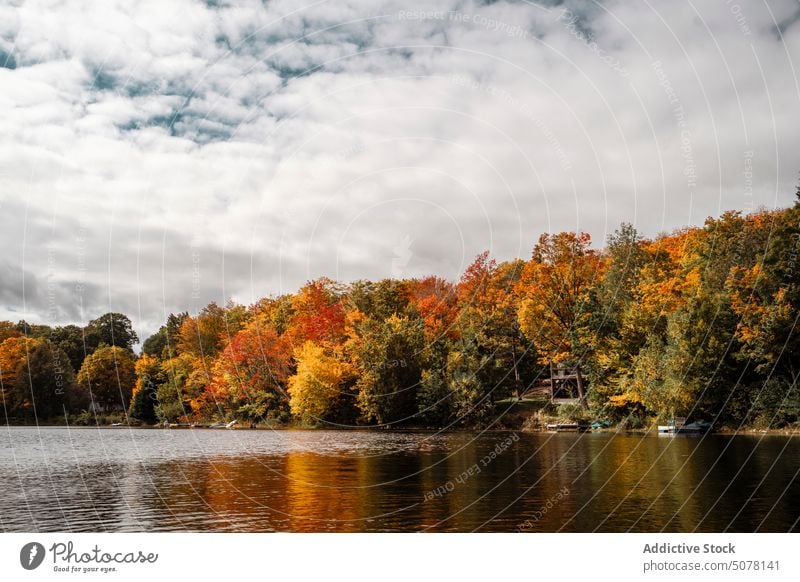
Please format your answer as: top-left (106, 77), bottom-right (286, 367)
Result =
top-left (288, 341), bottom-right (349, 422)
top-left (0, 336), bottom-right (35, 409)
top-left (516, 232), bottom-right (602, 366)
top-left (77, 346), bottom-right (136, 412)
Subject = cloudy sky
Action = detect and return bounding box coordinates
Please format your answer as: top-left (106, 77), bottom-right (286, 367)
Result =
top-left (1, 0), bottom-right (799, 341)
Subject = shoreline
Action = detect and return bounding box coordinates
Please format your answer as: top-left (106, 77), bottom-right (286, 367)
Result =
top-left (3, 423), bottom-right (799, 436)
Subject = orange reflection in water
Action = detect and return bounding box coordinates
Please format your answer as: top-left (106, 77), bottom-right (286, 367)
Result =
top-left (284, 451), bottom-right (366, 532)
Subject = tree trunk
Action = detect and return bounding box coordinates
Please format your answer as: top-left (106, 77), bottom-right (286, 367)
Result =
top-left (576, 366), bottom-right (588, 409)
top-left (511, 339), bottom-right (521, 400)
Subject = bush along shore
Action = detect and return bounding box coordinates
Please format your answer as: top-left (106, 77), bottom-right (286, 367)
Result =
top-left (2, 200), bottom-right (800, 433)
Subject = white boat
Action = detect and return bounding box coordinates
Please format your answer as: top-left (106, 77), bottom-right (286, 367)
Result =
top-left (658, 417), bottom-right (712, 434)
top-left (210, 420), bottom-right (238, 429)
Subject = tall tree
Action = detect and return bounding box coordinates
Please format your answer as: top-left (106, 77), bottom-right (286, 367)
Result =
top-left (155, 352), bottom-right (204, 422)
top-left (406, 276), bottom-right (459, 425)
top-left (86, 313), bottom-right (138, 352)
top-left (585, 224), bottom-right (650, 413)
top-left (142, 312), bottom-right (188, 359)
top-left (516, 232), bottom-right (602, 407)
top-left (440, 254), bottom-right (537, 423)
top-left (348, 313), bottom-right (424, 425)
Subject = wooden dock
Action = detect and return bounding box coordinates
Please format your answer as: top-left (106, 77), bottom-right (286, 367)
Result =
top-left (546, 422), bottom-right (589, 432)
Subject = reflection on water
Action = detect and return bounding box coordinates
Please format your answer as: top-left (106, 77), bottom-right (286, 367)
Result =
top-left (0, 427), bottom-right (798, 532)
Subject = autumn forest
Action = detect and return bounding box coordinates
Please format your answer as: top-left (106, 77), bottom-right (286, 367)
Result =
top-left (2, 200), bottom-right (800, 430)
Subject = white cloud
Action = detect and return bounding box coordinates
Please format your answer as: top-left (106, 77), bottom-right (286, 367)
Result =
top-left (0, 0), bottom-right (798, 340)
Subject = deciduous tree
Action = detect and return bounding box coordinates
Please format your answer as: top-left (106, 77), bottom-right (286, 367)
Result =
top-left (11, 338), bottom-right (78, 419)
top-left (516, 232), bottom-right (601, 407)
top-left (288, 341), bottom-right (351, 422)
top-left (86, 313), bottom-right (138, 352)
top-left (77, 346), bottom-right (136, 412)
top-left (129, 354), bottom-right (164, 424)
top-left (207, 322), bottom-right (291, 422)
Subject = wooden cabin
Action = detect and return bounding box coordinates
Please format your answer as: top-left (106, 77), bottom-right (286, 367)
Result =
top-left (549, 363), bottom-right (587, 408)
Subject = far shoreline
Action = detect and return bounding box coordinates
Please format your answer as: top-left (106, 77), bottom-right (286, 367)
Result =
top-left (4, 422), bottom-right (799, 437)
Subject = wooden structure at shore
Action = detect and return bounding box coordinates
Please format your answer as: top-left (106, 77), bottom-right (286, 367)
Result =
top-left (519, 364), bottom-right (589, 409)
top-left (548, 363), bottom-right (587, 408)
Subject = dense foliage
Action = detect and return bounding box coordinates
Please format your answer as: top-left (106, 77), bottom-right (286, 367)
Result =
top-left (2, 203), bottom-right (800, 428)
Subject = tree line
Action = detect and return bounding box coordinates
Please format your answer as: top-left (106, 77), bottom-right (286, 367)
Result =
top-left (2, 200), bottom-right (800, 429)
top-left (0, 313), bottom-right (138, 421)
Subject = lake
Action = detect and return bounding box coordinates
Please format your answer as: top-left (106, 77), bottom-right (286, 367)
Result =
top-left (0, 427), bottom-right (797, 532)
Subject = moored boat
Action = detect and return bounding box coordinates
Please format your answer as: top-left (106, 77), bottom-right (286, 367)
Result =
top-left (658, 417), bottom-right (713, 434)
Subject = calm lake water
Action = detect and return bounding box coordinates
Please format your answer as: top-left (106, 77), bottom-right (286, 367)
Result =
top-left (0, 427), bottom-right (798, 532)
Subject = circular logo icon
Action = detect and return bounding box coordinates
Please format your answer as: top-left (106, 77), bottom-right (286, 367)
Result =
top-left (20, 542), bottom-right (46, 570)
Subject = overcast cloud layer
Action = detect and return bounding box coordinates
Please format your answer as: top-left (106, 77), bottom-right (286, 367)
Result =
top-left (1, 0), bottom-right (799, 340)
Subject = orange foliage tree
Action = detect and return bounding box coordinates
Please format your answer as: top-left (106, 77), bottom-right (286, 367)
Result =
top-left (205, 321), bottom-right (292, 422)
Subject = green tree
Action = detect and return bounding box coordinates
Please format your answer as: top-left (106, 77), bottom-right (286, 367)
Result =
top-left (86, 313), bottom-right (139, 352)
top-left (48, 324), bottom-right (88, 372)
top-left (345, 279), bottom-right (410, 321)
top-left (15, 320), bottom-right (53, 338)
top-left (348, 313), bottom-right (424, 425)
top-left (142, 312), bottom-right (188, 359)
top-left (585, 224), bottom-right (650, 415)
top-left (445, 254), bottom-right (527, 423)
top-left (445, 335), bottom-right (491, 422)
top-left (155, 353), bottom-right (199, 422)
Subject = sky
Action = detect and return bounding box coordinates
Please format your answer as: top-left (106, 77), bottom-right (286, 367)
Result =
top-left (0, 0), bottom-right (799, 341)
